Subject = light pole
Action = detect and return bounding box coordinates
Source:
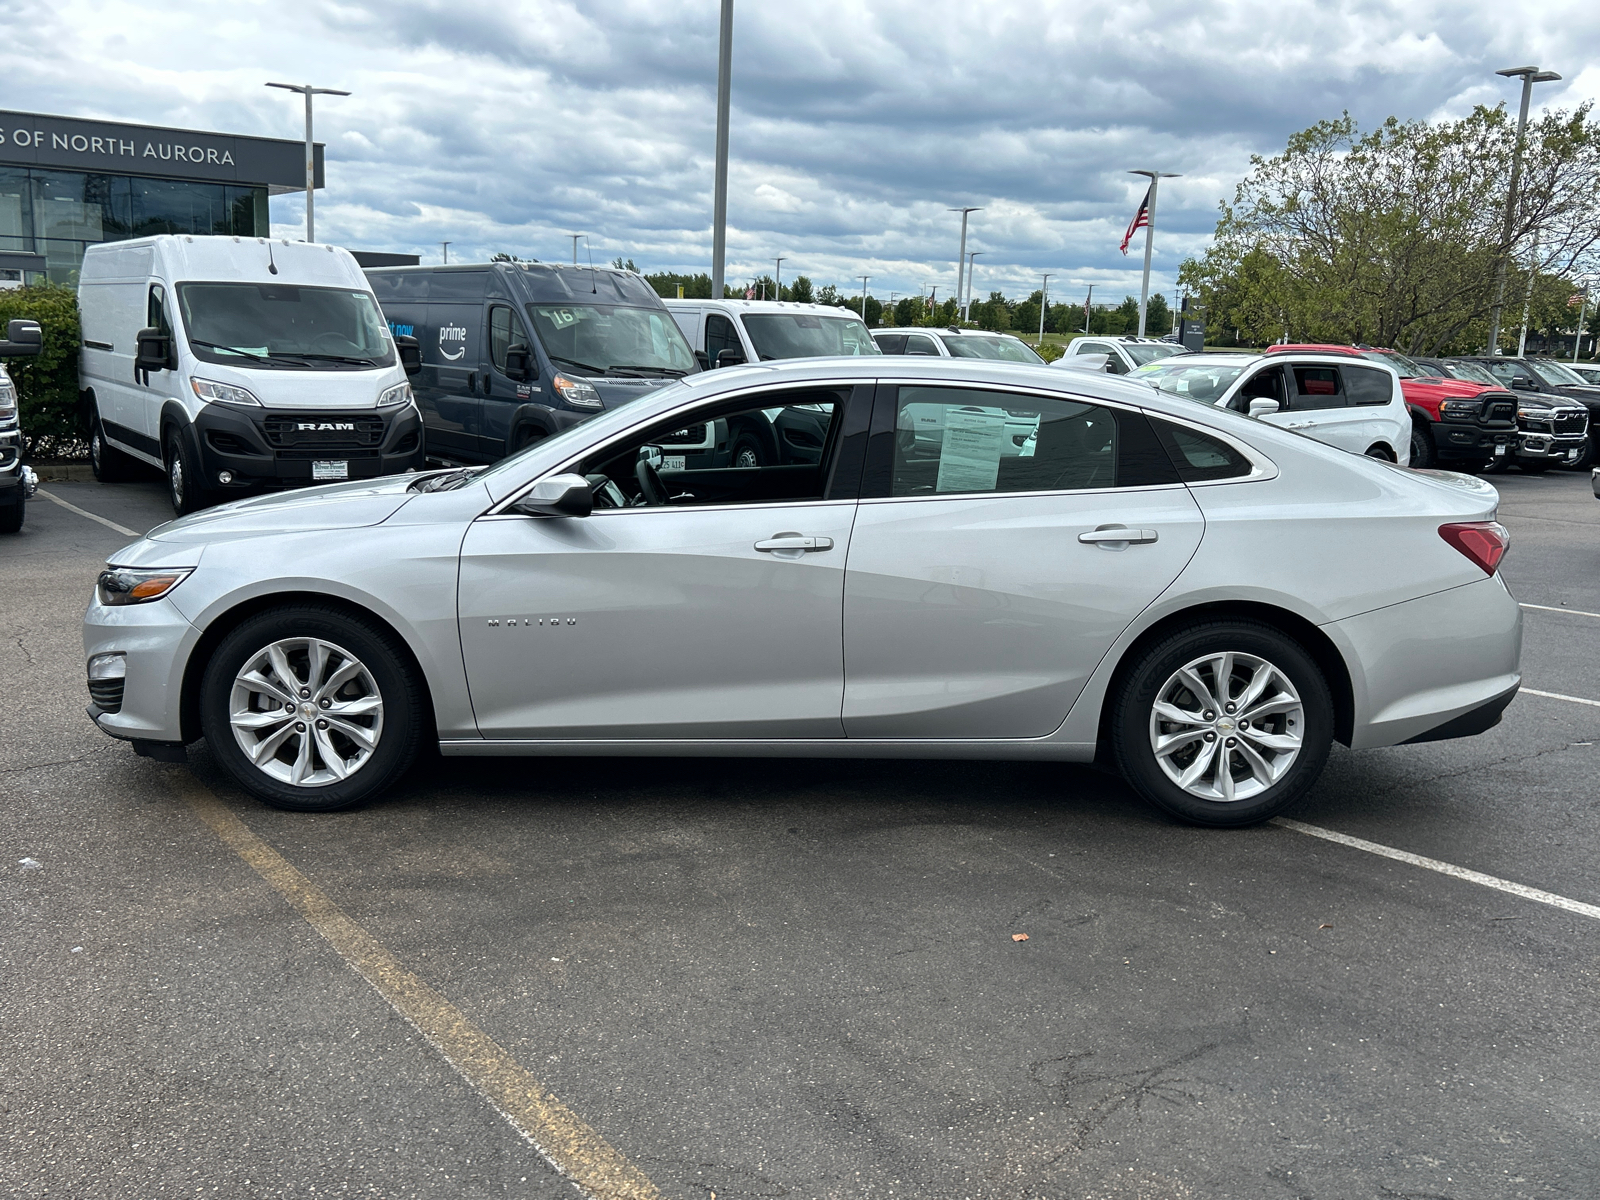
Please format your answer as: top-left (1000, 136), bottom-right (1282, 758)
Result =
top-left (949, 207), bottom-right (981, 326)
top-left (1574, 280), bottom-right (1592, 363)
top-left (265, 82), bottom-right (349, 243)
top-left (1486, 65), bottom-right (1562, 355)
top-left (964, 252), bottom-right (982, 321)
top-left (859, 276), bottom-right (870, 321)
top-left (440, 242), bottom-right (450, 264)
top-left (710, 0), bottom-right (735, 299)
top-left (1037, 272), bottom-right (1053, 346)
top-left (774, 256), bottom-right (784, 300)
top-left (569, 234), bottom-right (584, 266)
top-left (1128, 170), bottom-right (1180, 338)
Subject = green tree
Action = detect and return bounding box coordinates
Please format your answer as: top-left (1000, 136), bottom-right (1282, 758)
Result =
top-left (970, 291), bottom-right (1013, 331)
top-left (644, 271), bottom-right (713, 299)
top-left (788, 275), bottom-right (815, 303)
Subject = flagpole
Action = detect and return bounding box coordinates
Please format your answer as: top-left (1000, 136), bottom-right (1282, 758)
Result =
top-left (1129, 170), bottom-right (1179, 338)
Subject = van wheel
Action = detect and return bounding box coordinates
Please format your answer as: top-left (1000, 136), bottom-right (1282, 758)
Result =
top-left (90, 413), bottom-right (136, 482)
top-left (1408, 422), bottom-right (1436, 469)
top-left (164, 427), bottom-right (212, 516)
top-left (730, 433), bottom-right (765, 469)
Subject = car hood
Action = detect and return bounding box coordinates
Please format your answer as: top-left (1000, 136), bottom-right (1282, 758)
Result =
top-left (1402, 376), bottom-right (1505, 401)
top-left (582, 374), bottom-right (687, 411)
top-left (143, 474), bottom-right (419, 544)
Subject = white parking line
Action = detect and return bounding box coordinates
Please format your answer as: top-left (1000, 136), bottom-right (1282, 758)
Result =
top-left (1520, 686), bottom-right (1600, 709)
top-left (34, 488), bottom-right (139, 538)
top-left (1273, 818), bottom-right (1600, 922)
top-left (1520, 602), bottom-right (1600, 620)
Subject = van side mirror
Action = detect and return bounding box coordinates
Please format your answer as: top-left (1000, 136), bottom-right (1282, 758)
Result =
top-left (0, 318), bottom-right (41, 357)
top-left (504, 344), bottom-right (534, 381)
top-left (693, 349), bottom-right (710, 372)
top-left (716, 348), bottom-right (746, 368)
top-left (394, 334), bottom-right (422, 376)
top-left (512, 473), bottom-right (592, 518)
top-left (134, 327), bottom-right (173, 376)
top-left (1248, 398), bottom-right (1281, 417)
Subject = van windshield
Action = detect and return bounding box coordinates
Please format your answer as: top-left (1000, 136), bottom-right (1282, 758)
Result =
top-left (527, 304), bottom-right (696, 377)
top-left (175, 283), bottom-right (395, 370)
top-left (740, 313), bottom-right (881, 359)
top-left (937, 334), bottom-right (1044, 364)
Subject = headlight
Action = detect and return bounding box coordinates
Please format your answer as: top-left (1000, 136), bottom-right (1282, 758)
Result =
top-left (1441, 400), bottom-right (1480, 420)
top-left (377, 381), bottom-right (413, 408)
top-left (96, 567), bottom-right (192, 606)
top-left (552, 373), bottom-right (603, 409)
top-left (191, 378), bottom-right (262, 407)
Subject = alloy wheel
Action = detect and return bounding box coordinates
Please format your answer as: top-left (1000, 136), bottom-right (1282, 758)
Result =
top-left (1148, 651), bottom-right (1304, 803)
top-left (228, 637), bottom-right (385, 787)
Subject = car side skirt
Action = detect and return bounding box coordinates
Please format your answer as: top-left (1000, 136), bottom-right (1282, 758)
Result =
top-left (439, 738), bottom-right (1099, 761)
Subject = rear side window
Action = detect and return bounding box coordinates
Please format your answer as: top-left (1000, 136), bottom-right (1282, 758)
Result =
top-left (1149, 417), bottom-right (1253, 482)
top-left (1342, 365), bottom-right (1394, 406)
top-left (1289, 366), bottom-right (1345, 410)
top-left (905, 334), bottom-right (940, 356)
top-left (874, 334), bottom-right (908, 354)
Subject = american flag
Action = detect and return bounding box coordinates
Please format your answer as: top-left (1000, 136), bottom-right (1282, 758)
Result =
top-left (1120, 187), bottom-right (1151, 255)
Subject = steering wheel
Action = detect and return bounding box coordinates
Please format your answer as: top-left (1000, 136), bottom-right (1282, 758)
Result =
top-left (635, 457), bottom-right (670, 506)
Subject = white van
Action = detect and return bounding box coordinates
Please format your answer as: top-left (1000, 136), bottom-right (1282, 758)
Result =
top-left (664, 298), bottom-right (880, 368)
top-left (79, 235), bottom-right (425, 514)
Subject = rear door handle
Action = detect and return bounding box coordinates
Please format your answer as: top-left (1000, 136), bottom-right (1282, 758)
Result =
top-left (754, 534), bottom-right (835, 553)
top-left (1078, 525), bottom-right (1158, 545)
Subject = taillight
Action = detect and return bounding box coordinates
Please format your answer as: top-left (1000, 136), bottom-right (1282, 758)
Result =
top-left (1439, 521), bottom-right (1509, 575)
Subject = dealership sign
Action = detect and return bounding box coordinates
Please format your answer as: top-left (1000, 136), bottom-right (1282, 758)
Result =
top-left (0, 110), bottom-right (323, 191)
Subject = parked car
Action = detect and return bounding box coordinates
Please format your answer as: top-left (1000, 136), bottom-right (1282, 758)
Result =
top-left (872, 326), bottom-right (1045, 364)
top-left (84, 357), bottom-right (1521, 828)
top-left (1130, 351), bottom-right (1410, 463)
top-left (665, 299), bottom-right (880, 371)
top-left (1568, 363), bottom-right (1600, 387)
top-left (1264, 345), bottom-right (1517, 471)
top-left (1452, 355), bottom-right (1600, 468)
top-left (369, 262), bottom-right (698, 466)
top-left (1057, 335), bottom-right (1189, 375)
top-left (0, 318), bottom-right (42, 533)
top-left (78, 236), bottom-right (426, 516)
top-left (1410, 356), bottom-right (1587, 472)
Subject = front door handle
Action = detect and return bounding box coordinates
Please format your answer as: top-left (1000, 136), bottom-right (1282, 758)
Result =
top-left (754, 533), bottom-right (835, 553)
top-left (1078, 525), bottom-right (1158, 546)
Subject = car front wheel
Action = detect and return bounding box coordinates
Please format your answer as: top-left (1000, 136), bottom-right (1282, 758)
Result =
top-left (1111, 620), bottom-right (1334, 827)
top-left (200, 605), bottom-right (425, 811)
top-left (1408, 422), bottom-right (1436, 469)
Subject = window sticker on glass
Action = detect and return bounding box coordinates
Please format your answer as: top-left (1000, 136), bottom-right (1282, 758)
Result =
top-left (936, 407), bottom-right (1009, 493)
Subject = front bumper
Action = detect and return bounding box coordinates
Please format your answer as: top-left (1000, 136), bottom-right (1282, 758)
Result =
top-left (1514, 432), bottom-right (1586, 463)
top-left (82, 594), bottom-right (199, 745)
top-left (191, 402), bottom-right (424, 493)
top-left (1431, 419), bottom-right (1516, 462)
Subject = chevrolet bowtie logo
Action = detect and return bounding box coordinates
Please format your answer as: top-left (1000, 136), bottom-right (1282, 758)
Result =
top-left (297, 422), bottom-right (356, 431)
top-left (487, 617), bottom-right (578, 627)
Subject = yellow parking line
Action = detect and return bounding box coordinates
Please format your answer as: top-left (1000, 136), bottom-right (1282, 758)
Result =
top-left (169, 772), bottom-right (660, 1200)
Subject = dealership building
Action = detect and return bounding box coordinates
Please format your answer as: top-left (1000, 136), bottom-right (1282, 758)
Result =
top-left (0, 109), bottom-right (323, 283)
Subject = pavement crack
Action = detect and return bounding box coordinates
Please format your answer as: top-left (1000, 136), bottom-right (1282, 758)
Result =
top-left (1, 755), bottom-right (95, 776)
top-left (11, 634), bottom-right (34, 665)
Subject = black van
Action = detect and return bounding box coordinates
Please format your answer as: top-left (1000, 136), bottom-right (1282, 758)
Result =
top-left (364, 262), bottom-right (699, 463)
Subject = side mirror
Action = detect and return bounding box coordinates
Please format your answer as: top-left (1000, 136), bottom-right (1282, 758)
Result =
top-left (394, 334), bottom-right (422, 377)
top-left (1248, 398), bottom-right (1282, 417)
top-left (512, 473), bottom-right (592, 518)
top-left (693, 349), bottom-right (710, 372)
top-left (1509, 376), bottom-right (1536, 390)
top-left (134, 326), bottom-right (173, 375)
top-left (0, 318), bottom-right (41, 357)
top-left (504, 345), bottom-right (534, 381)
top-left (638, 444), bottom-right (664, 470)
top-left (716, 348), bottom-right (746, 368)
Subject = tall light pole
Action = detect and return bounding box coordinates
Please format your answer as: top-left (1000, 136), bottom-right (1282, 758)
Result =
top-left (569, 234), bottom-right (584, 266)
top-left (265, 82), bottom-right (349, 243)
top-left (440, 241), bottom-right (450, 264)
top-left (964, 252), bottom-right (982, 321)
top-left (710, 0), bottom-right (735, 299)
top-left (1128, 170), bottom-right (1180, 338)
top-left (950, 207), bottom-right (981, 325)
top-left (1574, 279), bottom-right (1592, 363)
top-left (774, 256), bottom-right (784, 300)
top-left (1037, 272), bottom-right (1053, 346)
top-left (1486, 65), bottom-right (1561, 355)
top-left (859, 276), bottom-right (870, 321)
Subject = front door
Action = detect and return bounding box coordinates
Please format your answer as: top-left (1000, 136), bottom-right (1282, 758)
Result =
top-left (458, 385), bottom-right (867, 739)
top-left (842, 383), bottom-right (1204, 738)
top-left (477, 301), bottom-right (537, 459)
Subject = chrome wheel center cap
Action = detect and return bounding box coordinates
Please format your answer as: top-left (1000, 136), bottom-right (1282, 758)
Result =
top-left (1215, 717), bottom-right (1235, 733)
top-left (301, 702), bottom-right (317, 719)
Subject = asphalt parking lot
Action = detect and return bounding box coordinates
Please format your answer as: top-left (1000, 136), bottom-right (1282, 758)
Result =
top-left (4, 466), bottom-right (1599, 1200)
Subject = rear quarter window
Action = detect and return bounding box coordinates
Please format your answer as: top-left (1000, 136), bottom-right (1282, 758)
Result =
top-left (1149, 417), bottom-right (1253, 482)
top-left (1342, 365), bottom-right (1395, 406)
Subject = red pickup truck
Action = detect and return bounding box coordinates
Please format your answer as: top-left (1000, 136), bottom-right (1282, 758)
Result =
top-left (1265, 344), bottom-right (1516, 470)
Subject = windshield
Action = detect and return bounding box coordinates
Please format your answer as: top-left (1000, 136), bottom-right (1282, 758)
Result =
top-left (1122, 343), bottom-right (1186, 366)
top-left (1131, 360), bottom-right (1248, 403)
top-left (1527, 359), bottom-right (1587, 387)
top-left (1440, 361), bottom-right (1499, 386)
top-left (176, 283), bottom-right (395, 369)
top-left (936, 335), bottom-right (1045, 364)
top-left (741, 313), bottom-right (880, 359)
top-left (527, 304), bottom-right (696, 376)
top-left (1360, 350), bottom-right (1421, 378)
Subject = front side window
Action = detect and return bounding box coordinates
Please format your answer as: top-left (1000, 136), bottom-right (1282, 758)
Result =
top-left (740, 313), bottom-right (881, 359)
top-left (175, 283), bottom-right (395, 370)
top-left (1288, 366), bottom-right (1345, 410)
top-left (526, 303), bottom-right (695, 377)
top-left (937, 335), bottom-right (1045, 364)
top-left (705, 313), bottom-right (741, 361)
top-left (147, 283), bottom-right (171, 335)
top-left (1481, 360), bottom-right (1525, 387)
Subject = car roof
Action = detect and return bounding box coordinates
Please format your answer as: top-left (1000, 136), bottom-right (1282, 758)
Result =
top-left (664, 298), bottom-right (867, 317)
top-left (873, 327), bottom-right (1022, 338)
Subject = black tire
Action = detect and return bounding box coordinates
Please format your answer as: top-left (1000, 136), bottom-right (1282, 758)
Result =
top-left (163, 426), bottom-right (212, 516)
top-left (0, 492), bottom-right (22, 534)
top-left (1408, 422), bottom-right (1436, 469)
top-left (200, 604), bottom-right (425, 812)
top-left (511, 426), bottom-right (546, 455)
top-left (89, 410), bottom-right (136, 483)
top-left (1110, 620), bottom-right (1334, 827)
top-left (729, 432), bottom-right (765, 469)
top-left (1364, 443), bottom-right (1396, 462)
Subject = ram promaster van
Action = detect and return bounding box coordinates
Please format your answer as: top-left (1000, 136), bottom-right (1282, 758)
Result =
top-left (365, 262), bottom-right (699, 463)
top-left (79, 236), bottom-right (425, 514)
top-left (665, 298), bottom-right (881, 367)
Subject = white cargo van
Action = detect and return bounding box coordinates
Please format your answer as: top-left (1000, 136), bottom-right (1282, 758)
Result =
top-left (664, 298), bottom-right (880, 368)
top-left (79, 235), bottom-right (425, 514)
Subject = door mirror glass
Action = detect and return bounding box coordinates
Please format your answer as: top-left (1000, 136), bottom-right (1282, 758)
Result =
top-left (0, 318), bottom-right (41, 357)
top-left (134, 326), bottom-right (173, 373)
top-left (513, 473), bottom-right (592, 517)
top-left (1248, 397), bottom-right (1281, 417)
top-left (393, 333), bottom-right (422, 376)
top-left (504, 344), bottom-right (532, 380)
top-left (638, 444), bottom-right (664, 470)
top-left (716, 348), bottom-right (746, 368)
top-left (1510, 375), bottom-right (1536, 390)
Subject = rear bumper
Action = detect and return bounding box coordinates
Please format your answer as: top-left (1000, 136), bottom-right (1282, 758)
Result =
top-left (191, 402), bottom-right (424, 492)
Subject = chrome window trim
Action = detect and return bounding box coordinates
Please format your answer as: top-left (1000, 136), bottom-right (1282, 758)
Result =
top-left (478, 496), bottom-right (858, 521)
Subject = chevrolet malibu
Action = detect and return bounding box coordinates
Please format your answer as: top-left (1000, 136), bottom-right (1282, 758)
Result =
top-left (84, 358), bottom-right (1522, 826)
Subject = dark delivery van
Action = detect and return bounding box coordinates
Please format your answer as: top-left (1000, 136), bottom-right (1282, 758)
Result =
top-left (364, 262), bottom-right (700, 463)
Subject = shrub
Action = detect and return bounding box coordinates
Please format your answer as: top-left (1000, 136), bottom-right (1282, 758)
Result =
top-left (0, 283), bottom-right (84, 459)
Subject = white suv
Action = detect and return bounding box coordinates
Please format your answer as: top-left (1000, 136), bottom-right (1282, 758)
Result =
top-left (1059, 335), bottom-right (1189, 375)
top-left (1131, 352), bottom-right (1411, 464)
top-left (872, 326), bottom-right (1046, 364)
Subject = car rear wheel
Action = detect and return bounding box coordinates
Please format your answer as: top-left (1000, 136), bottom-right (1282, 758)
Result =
top-left (200, 605), bottom-right (425, 811)
top-left (1111, 620), bottom-right (1334, 827)
top-left (1408, 422), bottom-right (1436, 469)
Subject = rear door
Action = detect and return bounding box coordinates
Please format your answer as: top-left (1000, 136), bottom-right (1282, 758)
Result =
top-left (1266, 363), bottom-right (1363, 451)
top-left (841, 382), bottom-right (1205, 738)
top-left (418, 302), bottom-right (480, 458)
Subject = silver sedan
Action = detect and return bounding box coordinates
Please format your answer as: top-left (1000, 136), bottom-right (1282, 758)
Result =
top-left (83, 358), bottom-right (1522, 826)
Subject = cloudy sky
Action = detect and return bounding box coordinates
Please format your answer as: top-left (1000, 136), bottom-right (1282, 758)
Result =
top-left (3, 0), bottom-right (1596, 304)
